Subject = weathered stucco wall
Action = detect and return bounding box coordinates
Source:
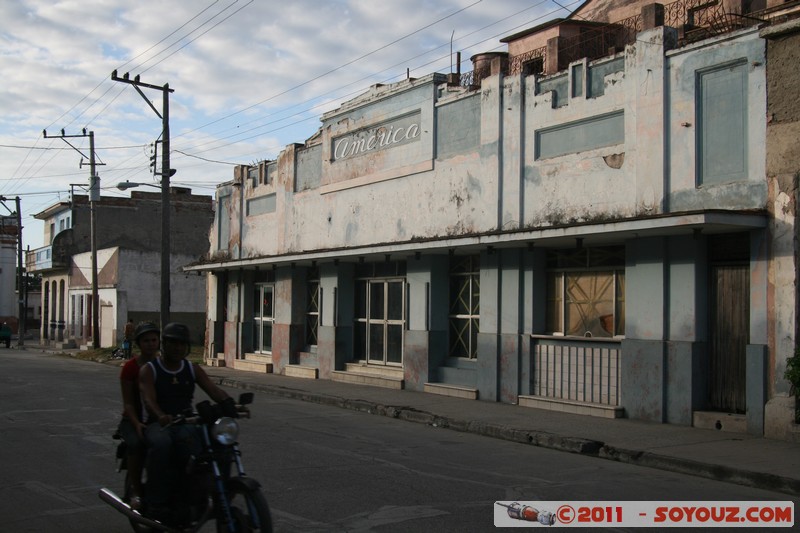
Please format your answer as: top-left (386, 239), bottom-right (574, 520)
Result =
top-left (761, 20), bottom-right (800, 439)
top-left (666, 30), bottom-right (767, 211)
top-left (223, 28), bottom-right (769, 264)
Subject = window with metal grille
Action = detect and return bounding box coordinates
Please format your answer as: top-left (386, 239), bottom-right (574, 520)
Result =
top-left (546, 246), bottom-right (625, 338)
top-left (448, 255), bottom-right (480, 358)
top-left (305, 268), bottom-right (319, 349)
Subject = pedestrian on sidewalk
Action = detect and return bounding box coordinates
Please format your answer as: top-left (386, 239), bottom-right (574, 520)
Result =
top-left (0, 322), bottom-right (11, 348)
top-left (122, 318), bottom-right (135, 359)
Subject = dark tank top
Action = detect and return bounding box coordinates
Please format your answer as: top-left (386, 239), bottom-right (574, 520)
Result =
top-left (147, 358), bottom-right (196, 423)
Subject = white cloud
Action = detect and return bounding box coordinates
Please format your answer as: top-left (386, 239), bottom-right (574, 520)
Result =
top-left (0, 0), bottom-right (559, 248)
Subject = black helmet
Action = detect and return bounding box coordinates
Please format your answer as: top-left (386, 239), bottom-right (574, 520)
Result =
top-left (134, 321), bottom-right (160, 343)
top-left (162, 322), bottom-right (191, 344)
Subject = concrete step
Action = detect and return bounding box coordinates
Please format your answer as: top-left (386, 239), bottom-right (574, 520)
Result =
top-left (232, 358), bottom-right (273, 373)
top-left (204, 357), bottom-right (226, 367)
top-left (424, 382), bottom-right (478, 400)
top-left (284, 365), bottom-right (319, 379)
top-left (332, 369), bottom-right (404, 390)
top-left (518, 395), bottom-right (625, 419)
top-left (243, 353), bottom-right (272, 363)
top-left (344, 362), bottom-right (403, 379)
top-left (692, 411), bottom-right (747, 433)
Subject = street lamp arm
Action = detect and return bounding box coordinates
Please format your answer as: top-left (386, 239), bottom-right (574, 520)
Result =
top-left (116, 181), bottom-right (161, 191)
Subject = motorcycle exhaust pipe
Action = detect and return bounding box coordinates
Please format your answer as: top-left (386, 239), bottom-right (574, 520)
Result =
top-left (98, 488), bottom-right (174, 532)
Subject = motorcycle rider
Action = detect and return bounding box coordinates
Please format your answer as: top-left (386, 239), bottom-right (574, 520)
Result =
top-left (117, 321), bottom-right (160, 510)
top-left (139, 322), bottom-right (233, 523)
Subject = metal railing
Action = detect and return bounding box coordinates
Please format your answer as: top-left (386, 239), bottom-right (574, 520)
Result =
top-left (531, 336), bottom-right (621, 406)
top-left (507, 46), bottom-right (547, 76)
top-left (458, 0), bottom-right (800, 86)
top-left (559, 15), bottom-right (642, 68)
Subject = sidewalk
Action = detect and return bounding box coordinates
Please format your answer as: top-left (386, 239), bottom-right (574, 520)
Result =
top-left (33, 343), bottom-right (800, 497)
top-left (201, 365), bottom-right (800, 497)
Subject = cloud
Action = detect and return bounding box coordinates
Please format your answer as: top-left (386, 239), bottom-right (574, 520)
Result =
top-left (0, 0), bottom-right (555, 248)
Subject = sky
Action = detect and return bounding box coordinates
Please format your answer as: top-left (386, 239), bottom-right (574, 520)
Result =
top-left (0, 0), bottom-right (575, 250)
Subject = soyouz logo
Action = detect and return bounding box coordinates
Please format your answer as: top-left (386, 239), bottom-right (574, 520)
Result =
top-left (494, 501), bottom-right (794, 528)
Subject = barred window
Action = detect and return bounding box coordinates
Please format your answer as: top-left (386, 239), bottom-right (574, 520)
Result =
top-left (546, 247), bottom-right (625, 338)
top-left (305, 268), bottom-right (319, 349)
top-left (448, 255), bottom-right (480, 358)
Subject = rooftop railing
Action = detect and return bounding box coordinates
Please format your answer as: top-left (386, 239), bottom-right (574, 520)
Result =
top-left (460, 0), bottom-right (800, 87)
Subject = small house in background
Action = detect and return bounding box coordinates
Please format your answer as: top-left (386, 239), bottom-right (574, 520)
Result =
top-left (26, 188), bottom-right (213, 348)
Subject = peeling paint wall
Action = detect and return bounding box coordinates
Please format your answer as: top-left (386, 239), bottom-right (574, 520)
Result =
top-left (205, 17), bottom-right (799, 439)
top-left (762, 20), bottom-right (800, 439)
top-left (223, 31), bottom-right (766, 261)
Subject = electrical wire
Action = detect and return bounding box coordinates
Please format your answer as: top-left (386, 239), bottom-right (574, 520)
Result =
top-left (10, 1), bottom-right (575, 225)
top-left (174, 1), bottom-right (580, 159)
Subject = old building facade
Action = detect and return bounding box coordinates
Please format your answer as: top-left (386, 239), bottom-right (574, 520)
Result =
top-left (190, 0), bottom-right (800, 440)
top-left (28, 189), bottom-right (213, 347)
top-left (0, 210), bottom-right (20, 330)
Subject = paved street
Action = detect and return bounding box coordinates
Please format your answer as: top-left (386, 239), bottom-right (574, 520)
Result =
top-left (0, 349), bottom-right (796, 532)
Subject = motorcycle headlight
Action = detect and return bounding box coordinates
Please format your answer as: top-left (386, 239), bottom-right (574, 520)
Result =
top-left (212, 417), bottom-right (239, 445)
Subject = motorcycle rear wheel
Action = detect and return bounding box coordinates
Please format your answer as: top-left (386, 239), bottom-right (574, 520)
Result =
top-left (217, 484), bottom-right (272, 533)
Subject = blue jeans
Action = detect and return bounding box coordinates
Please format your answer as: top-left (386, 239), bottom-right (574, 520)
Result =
top-left (117, 418), bottom-right (144, 455)
top-left (144, 423), bottom-right (202, 507)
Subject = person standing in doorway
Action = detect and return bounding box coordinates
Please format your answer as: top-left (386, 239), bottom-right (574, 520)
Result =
top-left (0, 322), bottom-right (11, 348)
top-left (123, 318), bottom-right (135, 359)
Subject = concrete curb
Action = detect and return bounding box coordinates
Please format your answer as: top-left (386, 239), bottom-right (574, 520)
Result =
top-left (214, 376), bottom-right (800, 496)
top-left (597, 447), bottom-right (800, 496)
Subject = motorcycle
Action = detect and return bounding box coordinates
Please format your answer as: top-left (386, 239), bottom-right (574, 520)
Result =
top-left (99, 392), bottom-right (273, 532)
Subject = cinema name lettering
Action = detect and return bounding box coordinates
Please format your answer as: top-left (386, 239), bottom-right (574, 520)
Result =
top-left (333, 113), bottom-right (421, 161)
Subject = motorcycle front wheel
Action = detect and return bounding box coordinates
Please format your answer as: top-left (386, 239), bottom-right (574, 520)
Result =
top-left (217, 483), bottom-right (272, 533)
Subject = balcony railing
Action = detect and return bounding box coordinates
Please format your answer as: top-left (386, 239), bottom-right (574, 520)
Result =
top-left (530, 336), bottom-right (621, 407)
top-left (26, 245), bottom-right (54, 272)
top-left (459, 0), bottom-right (800, 87)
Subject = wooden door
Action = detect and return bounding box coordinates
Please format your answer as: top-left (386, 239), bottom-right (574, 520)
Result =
top-left (708, 264), bottom-right (749, 413)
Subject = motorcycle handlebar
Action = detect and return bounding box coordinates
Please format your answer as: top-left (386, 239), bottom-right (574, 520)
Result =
top-left (163, 404), bottom-right (250, 429)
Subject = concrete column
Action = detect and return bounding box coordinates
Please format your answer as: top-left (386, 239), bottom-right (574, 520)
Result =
top-left (498, 249), bottom-right (524, 404)
top-left (621, 238), bottom-right (668, 422)
top-left (641, 3), bottom-right (665, 31)
top-left (633, 26), bottom-right (675, 215)
top-left (546, 36), bottom-right (561, 75)
top-left (666, 235), bottom-right (708, 425)
top-left (405, 255), bottom-right (448, 391)
top-left (318, 262), bottom-right (354, 379)
top-left (501, 74), bottom-right (523, 231)
top-left (477, 249), bottom-right (500, 401)
top-left (490, 54), bottom-right (508, 76)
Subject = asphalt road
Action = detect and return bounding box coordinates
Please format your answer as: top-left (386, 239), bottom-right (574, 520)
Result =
top-left (0, 349), bottom-right (795, 532)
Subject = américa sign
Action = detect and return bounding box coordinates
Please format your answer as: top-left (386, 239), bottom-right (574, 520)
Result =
top-left (332, 111), bottom-right (421, 162)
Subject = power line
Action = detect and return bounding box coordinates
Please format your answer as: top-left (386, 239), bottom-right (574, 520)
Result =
top-left (0, 143), bottom-right (148, 151)
top-left (178, 0), bottom-right (484, 138)
top-left (173, 1), bottom-right (577, 159)
top-left (10, 1), bottom-right (569, 206)
top-left (8, 1), bottom-right (247, 192)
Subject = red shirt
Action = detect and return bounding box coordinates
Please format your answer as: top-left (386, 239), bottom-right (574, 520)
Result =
top-left (120, 358), bottom-right (144, 421)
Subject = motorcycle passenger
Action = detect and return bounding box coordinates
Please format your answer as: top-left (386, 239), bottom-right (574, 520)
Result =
top-left (117, 321), bottom-right (160, 510)
top-left (139, 322), bottom-right (232, 522)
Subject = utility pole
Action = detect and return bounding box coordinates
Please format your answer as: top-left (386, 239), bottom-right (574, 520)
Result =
top-left (15, 197), bottom-right (24, 347)
top-left (43, 129), bottom-right (102, 349)
top-left (111, 71), bottom-right (175, 327)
